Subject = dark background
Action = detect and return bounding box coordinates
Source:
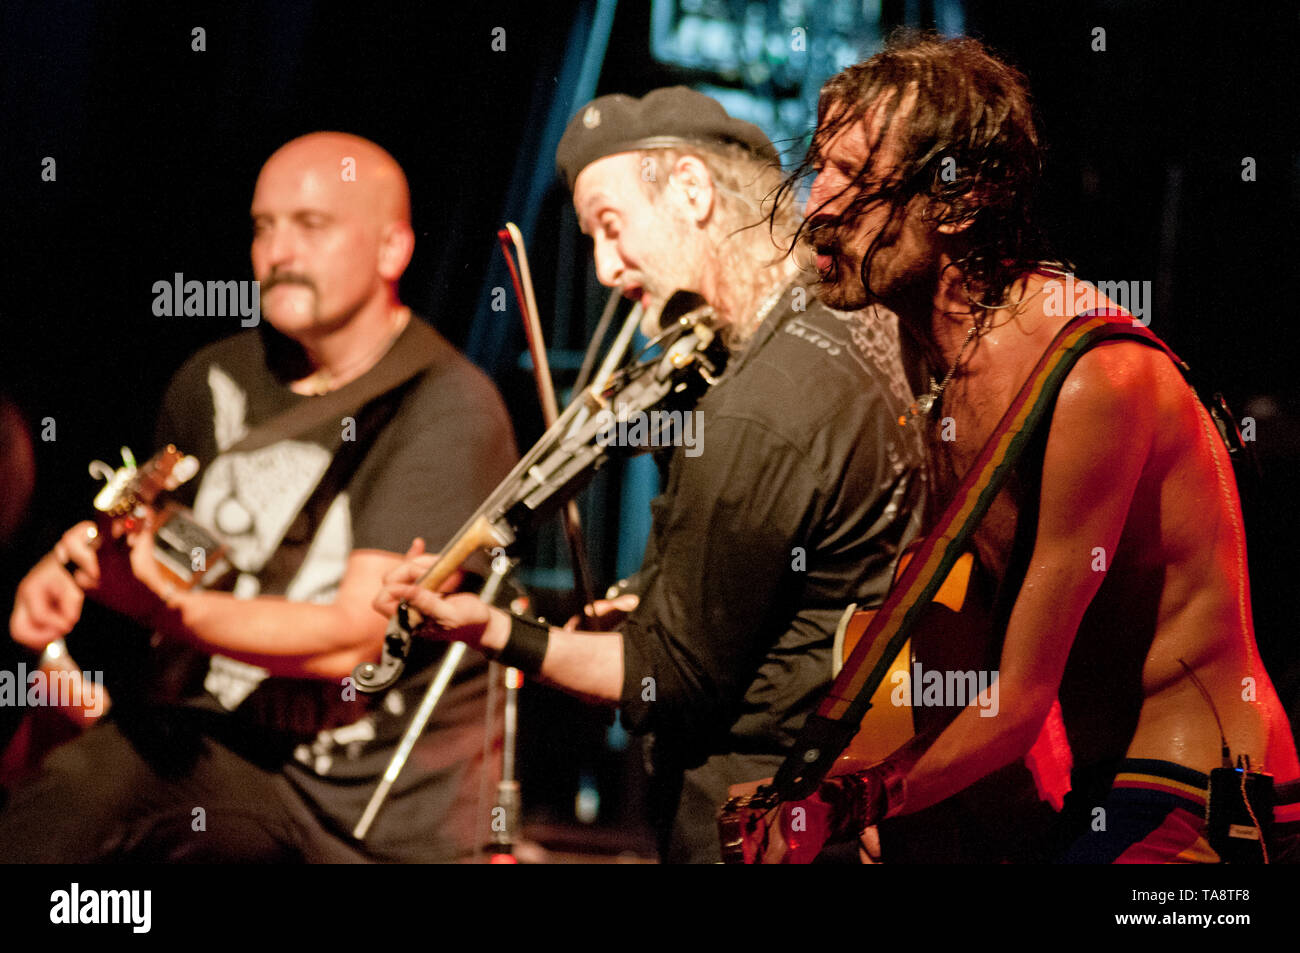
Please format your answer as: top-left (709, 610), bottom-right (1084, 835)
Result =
top-left (2, 0), bottom-right (1297, 851)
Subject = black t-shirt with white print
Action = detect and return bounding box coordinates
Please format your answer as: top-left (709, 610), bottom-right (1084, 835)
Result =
top-left (152, 317), bottom-right (518, 861)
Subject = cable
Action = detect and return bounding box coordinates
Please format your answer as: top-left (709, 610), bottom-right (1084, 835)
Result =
top-left (1238, 754), bottom-right (1268, 864)
top-left (1177, 657), bottom-right (1230, 769)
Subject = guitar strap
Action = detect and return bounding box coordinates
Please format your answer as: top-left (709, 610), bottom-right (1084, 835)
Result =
top-left (221, 319), bottom-right (445, 591)
top-left (773, 309), bottom-right (1196, 800)
top-left (227, 318), bottom-right (446, 455)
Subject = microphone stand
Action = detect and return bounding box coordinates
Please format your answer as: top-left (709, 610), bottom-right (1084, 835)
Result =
top-left (352, 559), bottom-right (513, 843)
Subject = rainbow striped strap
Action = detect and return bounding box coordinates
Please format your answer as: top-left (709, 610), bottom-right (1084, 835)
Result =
top-left (773, 309), bottom-right (1180, 799)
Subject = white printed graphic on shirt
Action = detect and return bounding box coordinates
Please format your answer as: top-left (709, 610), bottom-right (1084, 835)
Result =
top-left (293, 716), bottom-right (377, 776)
top-left (192, 365), bottom-right (352, 712)
top-left (784, 306), bottom-right (920, 476)
top-left (205, 654), bottom-right (271, 710)
top-left (839, 306), bottom-right (915, 413)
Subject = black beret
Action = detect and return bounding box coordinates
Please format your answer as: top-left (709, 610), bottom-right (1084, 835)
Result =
top-left (555, 85), bottom-right (779, 190)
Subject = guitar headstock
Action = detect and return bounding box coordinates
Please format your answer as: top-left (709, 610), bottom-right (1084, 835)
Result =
top-left (91, 445), bottom-right (199, 517)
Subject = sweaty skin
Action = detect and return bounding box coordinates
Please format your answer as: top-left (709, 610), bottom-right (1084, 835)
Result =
top-left (793, 99), bottom-right (1299, 832)
top-left (923, 280), bottom-right (1298, 786)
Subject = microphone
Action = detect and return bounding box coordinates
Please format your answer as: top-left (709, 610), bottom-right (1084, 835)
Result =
top-left (642, 289), bottom-right (712, 339)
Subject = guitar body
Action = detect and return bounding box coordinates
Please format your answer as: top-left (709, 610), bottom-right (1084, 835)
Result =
top-left (830, 549), bottom-right (992, 769)
top-left (720, 544), bottom-right (1059, 863)
top-left (823, 547), bottom-right (1004, 862)
top-left (818, 546), bottom-right (1062, 863)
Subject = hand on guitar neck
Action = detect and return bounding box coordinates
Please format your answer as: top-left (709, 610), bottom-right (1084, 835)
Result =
top-left (14, 507), bottom-right (178, 633)
top-left (9, 445), bottom-right (202, 730)
top-left (721, 775), bottom-right (842, 864)
top-left (716, 542), bottom-right (989, 863)
top-left (9, 511), bottom-right (169, 726)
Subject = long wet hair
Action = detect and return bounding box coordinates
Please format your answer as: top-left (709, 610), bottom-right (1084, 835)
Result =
top-left (779, 32), bottom-right (1051, 312)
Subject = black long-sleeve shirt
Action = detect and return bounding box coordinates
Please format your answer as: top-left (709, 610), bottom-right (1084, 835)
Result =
top-left (618, 287), bottom-right (925, 862)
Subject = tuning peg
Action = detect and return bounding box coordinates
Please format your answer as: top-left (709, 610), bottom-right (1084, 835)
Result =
top-left (167, 455), bottom-right (200, 487)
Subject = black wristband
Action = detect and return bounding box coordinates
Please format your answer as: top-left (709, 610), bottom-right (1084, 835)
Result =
top-left (490, 612), bottom-right (550, 675)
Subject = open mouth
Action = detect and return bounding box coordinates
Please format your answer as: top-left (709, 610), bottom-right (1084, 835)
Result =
top-left (807, 220), bottom-right (840, 279)
top-left (814, 247), bottom-right (837, 277)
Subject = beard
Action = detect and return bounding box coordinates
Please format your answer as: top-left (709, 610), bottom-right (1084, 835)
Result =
top-left (814, 228), bottom-right (938, 319)
top-left (808, 218), bottom-right (872, 311)
top-left (634, 207), bottom-right (706, 330)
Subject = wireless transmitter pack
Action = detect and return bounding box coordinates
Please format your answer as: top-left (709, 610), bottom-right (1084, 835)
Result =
top-left (1206, 757), bottom-right (1275, 864)
top-left (1179, 659), bottom-right (1277, 863)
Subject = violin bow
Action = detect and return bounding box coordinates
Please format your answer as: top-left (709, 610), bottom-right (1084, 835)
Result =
top-left (498, 222), bottom-right (597, 621)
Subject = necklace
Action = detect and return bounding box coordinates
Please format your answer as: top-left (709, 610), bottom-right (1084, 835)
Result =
top-left (899, 264), bottom-right (1069, 427)
top-left (899, 315), bottom-right (984, 426)
top-left (296, 306), bottom-right (411, 396)
top-left (725, 274), bottom-right (793, 356)
top-left (750, 277), bottom-right (790, 330)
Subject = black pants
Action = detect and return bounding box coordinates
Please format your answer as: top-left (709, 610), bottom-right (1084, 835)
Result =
top-left (0, 710), bottom-right (371, 863)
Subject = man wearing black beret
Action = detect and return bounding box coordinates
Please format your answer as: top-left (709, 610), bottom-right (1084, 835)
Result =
top-left (380, 86), bottom-right (925, 861)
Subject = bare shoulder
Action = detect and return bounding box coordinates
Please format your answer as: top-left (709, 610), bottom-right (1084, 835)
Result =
top-left (1053, 339), bottom-right (1164, 435)
top-left (1032, 341), bottom-right (1167, 546)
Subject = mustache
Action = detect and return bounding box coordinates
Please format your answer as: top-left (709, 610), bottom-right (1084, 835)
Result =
top-left (261, 270), bottom-right (319, 295)
top-left (805, 216), bottom-right (841, 251)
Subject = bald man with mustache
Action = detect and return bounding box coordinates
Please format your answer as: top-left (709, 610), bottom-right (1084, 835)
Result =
top-left (3, 133), bottom-right (517, 862)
